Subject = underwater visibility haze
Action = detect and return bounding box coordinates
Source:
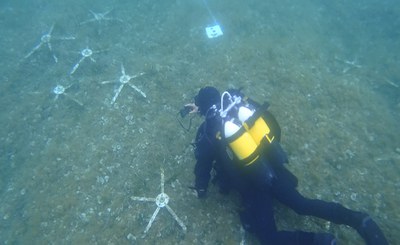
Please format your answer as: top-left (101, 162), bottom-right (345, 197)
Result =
top-left (0, 0), bottom-right (399, 244)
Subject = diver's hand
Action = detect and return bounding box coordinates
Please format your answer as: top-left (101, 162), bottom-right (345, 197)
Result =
top-left (185, 103), bottom-right (199, 114)
top-left (189, 186), bottom-right (207, 198)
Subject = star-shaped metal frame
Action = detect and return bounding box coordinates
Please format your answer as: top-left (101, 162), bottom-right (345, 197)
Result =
top-left (52, 84), bottom-right (83, 106)
top-left (80, 9), bottom-right (123, 25)
top-left (101, 63), bottom-right (146, 104)
top-left (131, 168), bottom-right (187, 235)
top-left (70, 43), bottom-right (103, 75)
top-left (24, 23), bottom-right (75, 63)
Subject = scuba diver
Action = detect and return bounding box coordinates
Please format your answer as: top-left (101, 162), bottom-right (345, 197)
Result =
top-left (182, 86), bottom-right (388, 245)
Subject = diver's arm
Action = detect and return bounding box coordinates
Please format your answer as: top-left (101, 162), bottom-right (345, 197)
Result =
top-left (194, 154), bottom-right (213, 198)
top-left (193, 123), bottom-right (215, 198)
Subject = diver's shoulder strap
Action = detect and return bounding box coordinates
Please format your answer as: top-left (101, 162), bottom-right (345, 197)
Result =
top-left (262, 110), bottom-right (281, 142)
top-left (260, 101), bottom-right (270, 110)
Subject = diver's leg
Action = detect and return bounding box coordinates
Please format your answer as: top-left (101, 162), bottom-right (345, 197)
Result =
top-left (271, 166), bottom-right (388, 245)
top-left (240, 189), bottom-right (331, 245)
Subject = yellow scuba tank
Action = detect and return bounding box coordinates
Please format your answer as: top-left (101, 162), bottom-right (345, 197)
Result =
top-left (238, 106), bottom-right (274, 145)
top-left (224, 119), bottom-right (259, 165)
top-left (219, 91), bottom-right (275, 166)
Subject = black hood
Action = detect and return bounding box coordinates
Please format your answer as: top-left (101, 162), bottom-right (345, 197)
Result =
top-left (195, 86), bottom-right (220, 116)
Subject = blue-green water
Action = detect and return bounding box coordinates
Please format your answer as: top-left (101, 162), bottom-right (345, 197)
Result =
top-left (0, 0), bottom-right (399, 244)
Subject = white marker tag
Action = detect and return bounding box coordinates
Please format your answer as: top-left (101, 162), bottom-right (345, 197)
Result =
top-left (205, 24), bottom-right (223, 39)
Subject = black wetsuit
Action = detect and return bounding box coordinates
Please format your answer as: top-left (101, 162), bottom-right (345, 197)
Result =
top-left (193, 103), bottom-right (388, 245)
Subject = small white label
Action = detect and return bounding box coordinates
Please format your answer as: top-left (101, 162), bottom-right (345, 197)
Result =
top-left (205, 24), bottom-right (223, 39)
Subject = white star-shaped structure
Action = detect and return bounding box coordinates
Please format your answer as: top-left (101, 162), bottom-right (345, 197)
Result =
top-left (24, 23), bottom-right (75, 63)
top-left (80, 9), bottom-right (123, 25)
top-left (101, 64), bottom-right (146, 104)
top-left (131, 168), bottom-right (187, 235)
top-left (70, 44), bottom-right (103, 75)
top-left (52, 84), bottom-right (83, 106)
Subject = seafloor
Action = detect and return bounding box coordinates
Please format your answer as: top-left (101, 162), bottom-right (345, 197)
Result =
top-left (0, 0), bottom-right (399, 244)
